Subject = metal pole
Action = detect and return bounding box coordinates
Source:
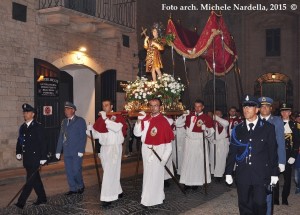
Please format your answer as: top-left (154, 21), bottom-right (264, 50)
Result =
top-left (89, 126), bottom-right (102, 192)
top-left (202, 124), bottom-right (208, 195)
top-left (148, 146), bottom-right (186, 195)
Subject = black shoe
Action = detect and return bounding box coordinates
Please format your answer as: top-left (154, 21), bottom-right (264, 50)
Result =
top-left (282, 200), bottom-right (289, 205)
top-left (33, 199), bottom-right (47, 206)
top-left (192, 186), bottom-right (199, 190)
top-left (214, 177), bottom-right (222, 183)
top-left (65, 191), bottom-right (77, 196)
top-left (14, 203), bottom-right (24, 209)
top-left (118, 193), bottom-right (123, 199)
top-left (141, 204), bottom-right (148, 209)
top-left (274, 200), bottom-right (280, 205)
top-left (184, 185), bottom-right (191, 190)
top-left (78, 187), bottom-right (85, 194)
top-left (101, 201), bottom-right (112, 207)
top-left (164, 180), bottom-right (170, 188)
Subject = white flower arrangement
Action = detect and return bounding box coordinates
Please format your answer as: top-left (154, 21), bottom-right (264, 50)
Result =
top-left (123, 74), bottom-right (185, 111)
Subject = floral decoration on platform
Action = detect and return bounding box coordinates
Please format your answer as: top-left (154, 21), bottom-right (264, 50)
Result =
top-left (123, 74), bottom-right (185, 112)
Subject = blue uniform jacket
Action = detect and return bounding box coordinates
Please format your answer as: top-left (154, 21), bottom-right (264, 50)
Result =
top-left (225, 119), bottom-right (278, 185)
top-left (265, 115), bottom-right (286, 165)
top-left (56, 115), bottom-right (87, 157)
top-left (16, 120), bottom-right (47, 168)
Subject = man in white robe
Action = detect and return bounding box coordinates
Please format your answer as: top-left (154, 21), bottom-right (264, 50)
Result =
top-left (177, 99), bottom-right (214, 189)
top-left (134, 98), bottom-right (174, 207)
top-left (209, 110), bottom-right (230, 181)
top-left (87, 99), bottom-right (127, 207)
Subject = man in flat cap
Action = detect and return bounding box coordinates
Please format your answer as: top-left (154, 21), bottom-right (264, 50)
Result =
top-left (258, 96), bottom-right (285, 212)
top-left (274, 103), bottom-right (300, 205)
top-left (56, 101), bottom-right (87, 195)
top-left (15, 103), bottom-right (47, 209)
top-left (225, 95), bottom-right (278, 215)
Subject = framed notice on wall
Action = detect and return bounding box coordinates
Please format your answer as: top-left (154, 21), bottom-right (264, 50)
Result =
top-left (37, 77), bottom-right (59, 97)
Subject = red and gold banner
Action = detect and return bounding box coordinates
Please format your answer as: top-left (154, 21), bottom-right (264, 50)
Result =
top-left (166, 11), bottom-right (238, 75)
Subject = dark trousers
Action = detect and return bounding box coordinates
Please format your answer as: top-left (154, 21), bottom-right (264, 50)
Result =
top-left (274, 163), bottom-right (292, 202)
top-left (236, 183), bottom-right (267, 215)
top-left (128, 135), bottom-right (141, 153)
top-left (17, 166), bottom-right (47, 206)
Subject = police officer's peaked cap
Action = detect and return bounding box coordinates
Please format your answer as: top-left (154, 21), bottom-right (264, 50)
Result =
top-left (22, 103), bottom-right (36, 113)
top-left (258, 96), bottom-right (273, 105)
top-left (64, 101), bottom-right (76, 110)
top-left (280, 103), bottom-right (292, 111)
top-left (242, 95), bottom-right (260, 107)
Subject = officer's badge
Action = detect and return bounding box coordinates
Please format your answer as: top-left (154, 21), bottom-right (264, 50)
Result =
top-left (262, 97), bottom-right (266, 102)
top-left (245, 95), bottom-right (249, 101)
top-left (196, 119), bottom-right (203, 127)
top-left (111, 115), bottom-right (117, 122)
top-left (150, 127), bottom-right (158, 136)
top-left (282, 103), bottom-right (286, 108)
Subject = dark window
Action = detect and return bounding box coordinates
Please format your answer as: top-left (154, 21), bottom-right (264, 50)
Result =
top-left (266, 28), bottom-right (280, 56)
top-left (12, 2), bottom-right (27, 22)
top-left (122, 35), bottom-right (130, 47)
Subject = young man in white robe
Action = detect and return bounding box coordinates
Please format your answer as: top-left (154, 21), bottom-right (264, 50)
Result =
top-left (177, 99), bottom-right (214, 189)
top-left (209, 109), bottom-right (230, 182)
top-left (134, 98), bottom-right (174, 207)
top-left (87, 99), bottom-right (127, 207)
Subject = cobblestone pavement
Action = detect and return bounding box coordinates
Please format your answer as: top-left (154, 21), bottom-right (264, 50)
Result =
top-left (0, 177), bottom-right (231, 215)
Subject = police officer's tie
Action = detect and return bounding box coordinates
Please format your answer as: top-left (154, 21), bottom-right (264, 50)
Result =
top-left (67, 119), bottom-right (71, 126)
top-left (249, 123), bottom-right (254, 134)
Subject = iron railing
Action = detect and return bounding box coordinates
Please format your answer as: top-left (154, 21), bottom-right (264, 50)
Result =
top-left (38, 0), bottom-right (136, 29)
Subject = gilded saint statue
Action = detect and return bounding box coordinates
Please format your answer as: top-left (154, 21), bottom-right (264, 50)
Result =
top-left (143, 23), bottom-right (165, 81)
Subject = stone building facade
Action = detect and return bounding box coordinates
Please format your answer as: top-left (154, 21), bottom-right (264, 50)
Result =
top-left (0, 0), bottom-right (138, 169)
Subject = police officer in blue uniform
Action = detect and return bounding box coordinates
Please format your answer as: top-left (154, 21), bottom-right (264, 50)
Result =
top-left (258, 96), bottom-right (286, 212)
top-left (225, 95), bottom-right (278, 215)
top-left (15, 103), bottom-right (47, 209)
top-left (56, 102), bottom-right (87, 195)
top-left (274, 103), bottom-right (300, 205)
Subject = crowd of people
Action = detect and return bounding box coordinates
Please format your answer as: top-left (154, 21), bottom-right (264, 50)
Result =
top-left (14, 96), bottom-right (300, 214)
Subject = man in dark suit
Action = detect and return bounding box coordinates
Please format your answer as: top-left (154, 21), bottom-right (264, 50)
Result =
top-left (225, 95), bottom-right (278, 215)
top-left (274, 103), bottom-right (300, 205)
top-left (15, 103), bottom-right (47, 209)
top-left (56, 102), bottom-right (87, 195)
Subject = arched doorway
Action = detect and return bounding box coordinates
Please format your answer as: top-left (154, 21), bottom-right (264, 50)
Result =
top-left (254, 73), bottom-right (292, 111)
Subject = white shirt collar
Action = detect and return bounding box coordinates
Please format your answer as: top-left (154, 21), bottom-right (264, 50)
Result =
top-left (260, 114), bottom-right (271, 121)
top-left (26, 119), bottom-right (33, 127)
top-left (246, 116), bottom-right (259, 131)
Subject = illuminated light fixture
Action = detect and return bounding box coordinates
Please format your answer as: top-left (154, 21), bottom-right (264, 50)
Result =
top-left (76, 51), bottom-right (83, 60)
top-left (37, 75), bottom-right (44, 82)
top-left (79, 47), bottom-right (87, 52)
top-left (271, 73), bottom-right (276, 79)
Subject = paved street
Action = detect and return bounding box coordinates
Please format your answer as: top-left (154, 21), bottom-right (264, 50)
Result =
top-left (0, 155), bottom-right (299, 214)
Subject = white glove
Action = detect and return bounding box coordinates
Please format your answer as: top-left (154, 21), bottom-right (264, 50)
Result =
top-left (99, 111), bottom-right (107, 120)
top-left (98, 153), bottom-right (101, 158)
top-left (288, 157), bottom-right (295, 165)
top-left (225, 175), bottom-right (233, 185)
top-left (279, 164), bottom-right (285, 172)
top-left (270, 176), bottom-right (279, 185)
top-left (56, 153), bottom-right (61, 160)
top-left (160, 159), bottom-right (167, 167)
top-left (16, 154), bottom-right (22, 160)
top-left (183, 110), bottom-right (190, 117)
top-left (78, 152), bottom-right (83, 157)
top-left (87, 124), bottom-right (93, 131)
top-left (40, 160), bottom-right (47, 165)
top-left (138, 111), bottom-right (146, 120)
